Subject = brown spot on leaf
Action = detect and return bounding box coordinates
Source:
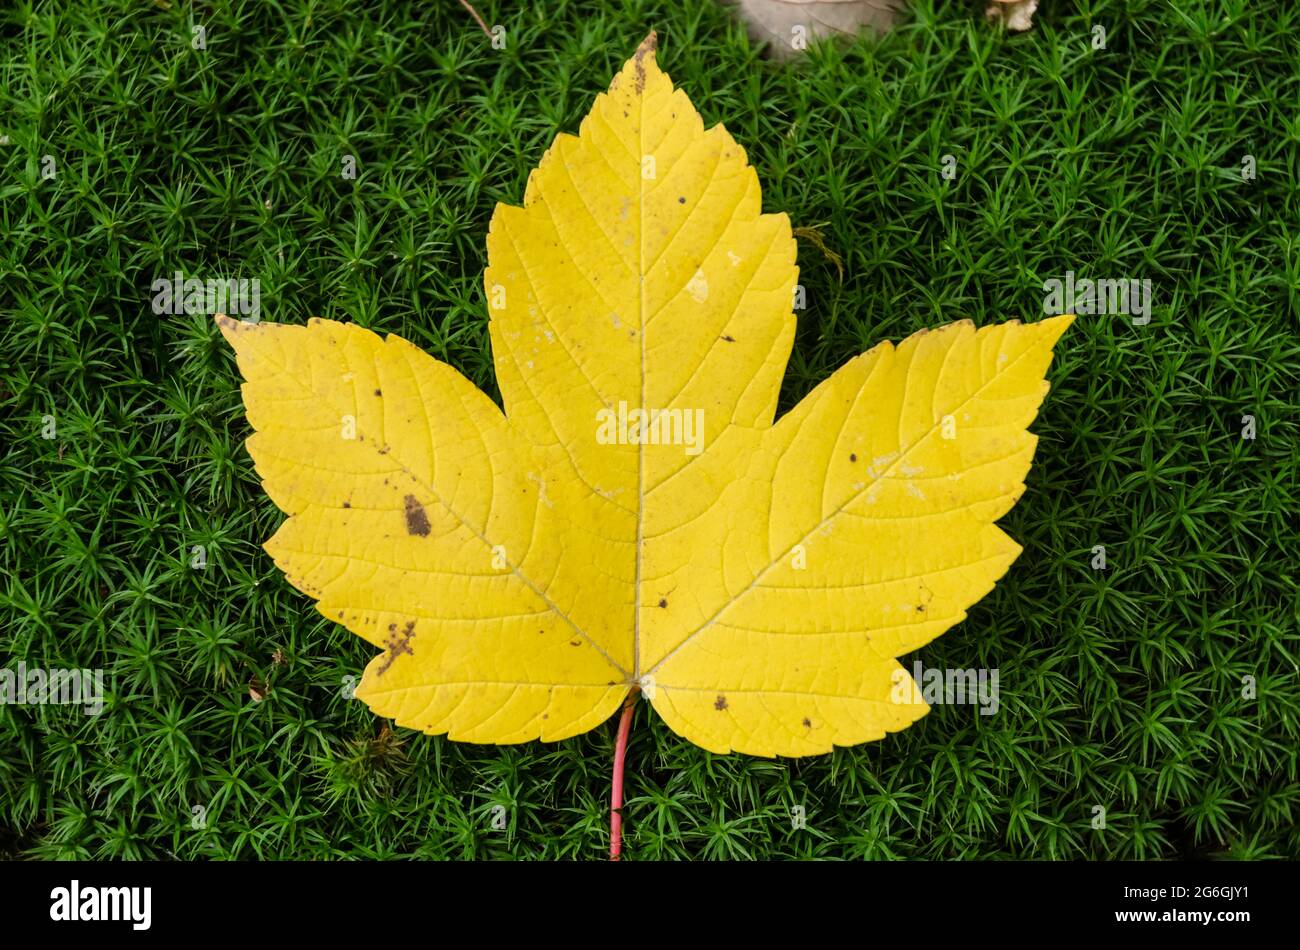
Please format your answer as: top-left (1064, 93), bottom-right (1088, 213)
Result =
top-left (916, 581), bottom-right (934, 614)
top-left (678, 196), bottom-right (686, 204)
top-left (403, 495), bottom-right (431, 536)
top-left (633, 30), bottom-right (656, 93)
top-left (373, 388), bottom-right (382, 396)
top-left (849, 453), bottom-right (857, 462)
top-left (721, 334), bottom-right (735, 342)
top-left (216, 313), bottom-right (253, 333)
top-left (342, 501), bottom-right (351, 508)
top-left (714, 694), bottom-right (728, 711)
top-left (802, 717), bottom-right (812, 728)
top-left (377, 621), bottom-right (416, 676)
top-left (658, 598), bottom-right (668, 608)
top-left (569, 639), bottom-right (581, 647)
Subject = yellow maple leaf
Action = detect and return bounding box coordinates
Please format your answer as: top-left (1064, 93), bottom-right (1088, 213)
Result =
top-left (218, 34), bottom-right (1072, 759)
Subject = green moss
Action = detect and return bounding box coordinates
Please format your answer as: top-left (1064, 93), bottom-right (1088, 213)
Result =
top-left (1, 0), bottom-right (1296, 859)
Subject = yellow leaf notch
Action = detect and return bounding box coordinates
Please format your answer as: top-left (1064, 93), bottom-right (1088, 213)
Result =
top-left (217, 33), bottom-right (1074, 758)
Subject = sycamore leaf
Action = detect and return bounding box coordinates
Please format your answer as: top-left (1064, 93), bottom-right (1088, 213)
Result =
top-left (218, 34), bottom-right (1072, 757)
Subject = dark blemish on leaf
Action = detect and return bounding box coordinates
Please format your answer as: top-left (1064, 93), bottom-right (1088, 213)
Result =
top-left (678, 196), bottom-right (685, 204)
top-left (342, 501), bottom-right (351, 508)
top-left (803, 717), bottom-right (812, 728)
top-left (377, 444), bottom-right (390, 455)
top-left (633, 30), bottom-right (656, 93)
top-left (542, 713), bottom-right (549, 719)
top-left (658, 598), bottom-right (668, 608)
top-left (721, 334), bottom-right (735, 342)
top-left (373, 388), bottom-right (382, 396)
top-left (377, 621), bottom-right (415, 676)
top-left (569, 639), bottom-right (581, 647)
top-left (403, 495), bottom-right (431, 536)
top-left (850, 453), bottom-right (857, 462)
top-left (714, 694), bottom-right (728, 711)
top-left (916, 581), bottom-right (933, 614)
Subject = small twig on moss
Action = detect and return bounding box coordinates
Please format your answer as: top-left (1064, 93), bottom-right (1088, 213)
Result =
top-left (458, 0), bottom-right (493, 39)
top-left (792, 225), bottom-right (845, 281)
